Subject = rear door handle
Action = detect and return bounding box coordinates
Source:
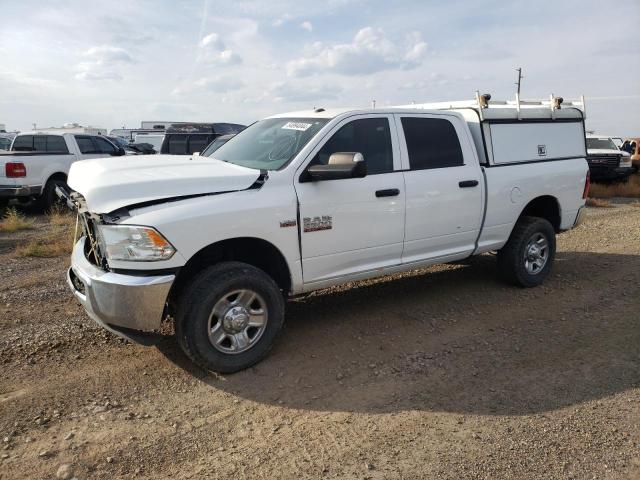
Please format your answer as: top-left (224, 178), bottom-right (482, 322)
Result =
top-left (375, 188), bottom-right (400, 197)
top-left (458, 180), bottom-right (479, 188)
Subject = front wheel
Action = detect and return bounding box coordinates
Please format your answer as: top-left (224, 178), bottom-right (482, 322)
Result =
top-left (497, 216), bottom-right (556, 287)
top-left (175, 262), bottom-right (285, 373)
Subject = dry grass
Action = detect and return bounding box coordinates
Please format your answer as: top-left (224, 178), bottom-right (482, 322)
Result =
top-left (585, 197), bottom-right (614, 208)
top-left (47, 204), bottom-right (76, 227)
top-left (14, 210), bottom-right (76, 258)
top-left (0, 207), bottom-right (34, 232)
top-left (589, 174), bottom-right (640, 199)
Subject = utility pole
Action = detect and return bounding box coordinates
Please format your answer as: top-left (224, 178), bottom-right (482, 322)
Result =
top-left (515, 67), bottom-right (523, 96)
top-left (372, 99), bottom-right (376, 109)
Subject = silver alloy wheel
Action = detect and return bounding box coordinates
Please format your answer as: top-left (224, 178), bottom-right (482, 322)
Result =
top-left (523, 232), bottom-right (549, 275)
top-left (207, 289), bottom-right (268, 354)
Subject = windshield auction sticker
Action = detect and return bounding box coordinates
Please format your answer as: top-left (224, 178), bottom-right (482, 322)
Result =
top-left (281, 122), bottom-right (313, 131)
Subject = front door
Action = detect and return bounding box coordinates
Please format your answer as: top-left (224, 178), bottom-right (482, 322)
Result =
top-left (295, 115), bottom-right (405, 287)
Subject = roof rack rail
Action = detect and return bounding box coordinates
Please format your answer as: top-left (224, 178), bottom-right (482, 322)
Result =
top-left (395, 92), bottom-right (587, 120)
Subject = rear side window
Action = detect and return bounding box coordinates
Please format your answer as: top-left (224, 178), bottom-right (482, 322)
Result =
top-left (167, 134), bottom-right (188, 154)
top-left (12, 135), bottom-right (34, 151)
top-left (401, 117), bottom-right (464, 170)
top-left (313, 118), bottom-right (394, 175)
top-left (188, 134), bottom-right (212, 154)
top-left (46, 136), bottom-right (69, 153)
top-left (76, 136), bottom-right (97, 154)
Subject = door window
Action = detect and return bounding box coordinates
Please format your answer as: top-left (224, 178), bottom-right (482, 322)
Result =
top-left (46, 136), bottom-right (69, 153)
top-left (401, 117), bottom-right (464, 170)
top-left (312, 118), bottom-right (394, 175)
top-left (75, 136), bottom-right (98, 154)
top-left (93, 137), bottom-right (117, 154)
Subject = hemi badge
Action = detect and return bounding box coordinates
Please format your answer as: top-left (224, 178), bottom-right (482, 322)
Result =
top-left (280, 220), bottom-right (297, 228)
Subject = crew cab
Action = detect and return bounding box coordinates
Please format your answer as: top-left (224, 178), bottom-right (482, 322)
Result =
top-left (586, 134), bottom-right (633, 182)
top-left (63, 94), bottom-right (589, 373)
top-left (0, 132), bottom-right (125, 209)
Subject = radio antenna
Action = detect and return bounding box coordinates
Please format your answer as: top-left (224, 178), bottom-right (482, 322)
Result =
top-left (515, 67), bottom-right (524, 96)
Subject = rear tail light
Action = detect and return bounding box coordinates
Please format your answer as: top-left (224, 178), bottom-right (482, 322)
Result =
top-left (582, 170), bottom-right (590, 199)
top-left (5, 162), bottom-right (27, 178)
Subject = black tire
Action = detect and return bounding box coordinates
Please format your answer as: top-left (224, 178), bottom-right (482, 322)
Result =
top-left (0, 198), bottom-right (8, 212)
top-left (497, 216), bottom-right (556, 288)
top-left (175, 261), bottom-right (285, 373)
top-left (39, 178), bottom-right (67, 211)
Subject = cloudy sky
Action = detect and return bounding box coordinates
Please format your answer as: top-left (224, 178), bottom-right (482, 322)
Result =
top-left (1, 0), bottom-right (639, 135)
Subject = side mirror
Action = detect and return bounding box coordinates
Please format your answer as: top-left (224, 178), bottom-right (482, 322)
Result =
top-left (192, 151), bottom-right (201, 157)
top-left (306, 152), bottom-right (367, 181)
top-left (113, 147), bottom-right (126, 156)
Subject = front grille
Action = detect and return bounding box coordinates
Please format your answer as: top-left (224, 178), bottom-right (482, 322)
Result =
top-left (587, 155), bottom-right (619, 167)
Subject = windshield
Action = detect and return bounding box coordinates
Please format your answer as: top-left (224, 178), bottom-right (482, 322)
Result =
top-left (109, 136), bottom-right (128, 148)
top-left (202, 136), bottom-right (230, 157)
top-left (211, 118), bottom-right (329, 170)
top-left (587, 138), bottom-right (617, 150)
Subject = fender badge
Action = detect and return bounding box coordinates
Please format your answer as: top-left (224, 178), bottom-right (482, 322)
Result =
top-left (279, 219), bottom-right (297, 228)
top-left (303, 216), bottom-right (332, 232)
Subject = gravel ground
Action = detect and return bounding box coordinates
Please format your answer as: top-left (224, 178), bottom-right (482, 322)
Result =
top-left (0, 205), bottom-right (639, 479)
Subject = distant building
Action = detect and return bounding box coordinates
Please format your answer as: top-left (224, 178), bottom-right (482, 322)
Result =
top-left (35, 123), bottom-right (107, 136)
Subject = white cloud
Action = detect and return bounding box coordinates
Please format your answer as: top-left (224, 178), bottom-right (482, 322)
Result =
top-left (82, 45), bottom-right (135, 65)
top-left (172, 75), bottom-right (245, 96)
top-left (300, 21), bottom-right (313, 32)
top-left (286, 27), bottom-right (428, 77)
top-left (74, 45), bottom-right (133, 81)
top-left (197, 31), bottom-right (242, 65)
top-left (270, 81), bottom-right (342, 103)
top-left (272, 14), bottom-right (293, 27)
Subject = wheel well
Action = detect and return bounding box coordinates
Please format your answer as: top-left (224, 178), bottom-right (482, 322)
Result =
top-left (46, 172), bottom-right (68, 184)
top-left (519, 196), bottom-right (561, 232)
top-left (168, 238), bottom-right (292, 308)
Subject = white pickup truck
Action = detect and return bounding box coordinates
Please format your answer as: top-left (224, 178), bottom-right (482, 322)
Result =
top-left (0, 132), bottom-right (125, 210)
top-left (64, 94), bottom-right (589, 373)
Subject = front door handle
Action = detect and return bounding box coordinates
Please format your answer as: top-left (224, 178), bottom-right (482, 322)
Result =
top-left (375, 188), bottom-right (400, 198)
top-left (459, 180), bottom-right (479, 188)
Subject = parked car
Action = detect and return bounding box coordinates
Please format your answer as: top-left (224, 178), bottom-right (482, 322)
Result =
top-left (160, 123), bottom-right (245, 155)
top-left (0, 132), bottom-right (125, 209)
top-left (63, 93), bottom-right (589, 373)
top-left (586, 135), bottom-right (633, 182)
top-left (0, 134), bottom-right (14, 151)
top-left (620, 138), bottom-right (640, 172)
top-left (200, 134), bottom-right (236, 157)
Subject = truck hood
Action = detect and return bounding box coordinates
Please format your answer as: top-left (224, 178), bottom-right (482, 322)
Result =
top-left (68, 154), bottom-right (261, 213)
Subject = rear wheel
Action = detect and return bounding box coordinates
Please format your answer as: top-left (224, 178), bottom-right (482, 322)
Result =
top-left (0, 199), bottom-right (8, 212)
top-left (39, 178), bottom-right (67, 211)
top-left (175, 261), bottom-right (285, 373)
top-left (497, 216), bottom-right (556, 287)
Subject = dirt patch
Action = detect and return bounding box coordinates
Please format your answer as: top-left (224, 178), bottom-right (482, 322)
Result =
top-left (0, 206), bottom-right (639, 479)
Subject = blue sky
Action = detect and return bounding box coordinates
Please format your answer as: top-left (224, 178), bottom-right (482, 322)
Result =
top-left (1, 0), bottom-right (639, 135)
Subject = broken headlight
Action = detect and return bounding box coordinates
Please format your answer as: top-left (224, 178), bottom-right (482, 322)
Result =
top-left (96, 225), bottom-right (176, 262)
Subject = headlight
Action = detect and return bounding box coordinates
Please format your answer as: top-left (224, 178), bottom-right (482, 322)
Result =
top-left (97, 225), bottom-right (176, 262)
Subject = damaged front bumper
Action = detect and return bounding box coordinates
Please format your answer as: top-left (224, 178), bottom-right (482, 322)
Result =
top-left (67, 237), bottom-right (175, 344)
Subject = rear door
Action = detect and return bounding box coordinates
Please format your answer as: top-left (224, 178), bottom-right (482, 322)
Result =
top-left (395, 114), bottom-right (483, 263)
